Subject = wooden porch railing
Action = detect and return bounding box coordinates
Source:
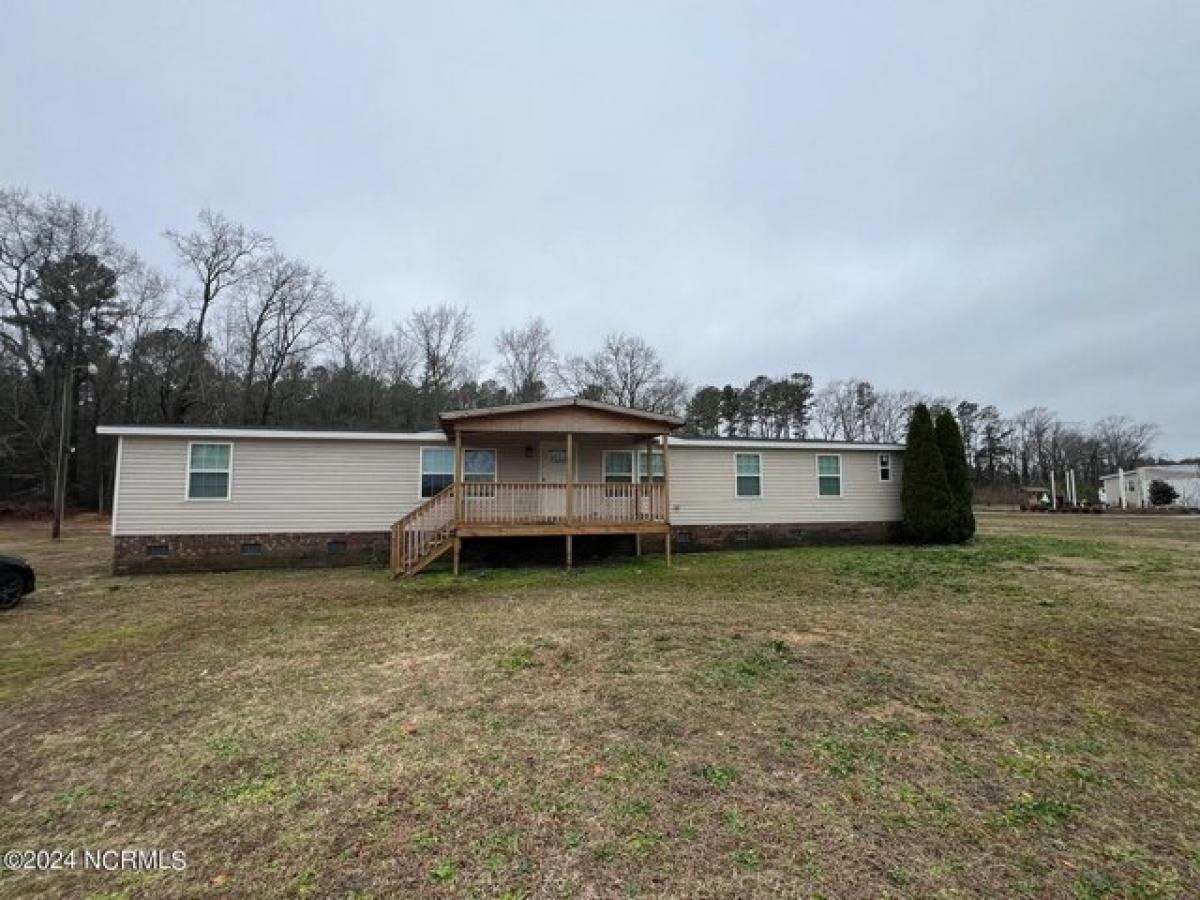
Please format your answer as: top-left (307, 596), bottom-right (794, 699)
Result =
top-left (572, 482), bottom-right (666, 523)
top-left (459, 481), bottom-right (567, 524)
top-left (458, 481), bottom-right (666, 526)
top-left (391, 481), bottom-right (668, 576)
top-left (390, 483), bottom-right (455, 576)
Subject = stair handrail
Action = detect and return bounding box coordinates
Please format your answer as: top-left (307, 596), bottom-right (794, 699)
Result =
top-left (391, 482), bottom-right (456, 576)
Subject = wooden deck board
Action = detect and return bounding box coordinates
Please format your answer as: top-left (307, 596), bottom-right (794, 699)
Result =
top-left (456, 522), bottom-right (670, 538)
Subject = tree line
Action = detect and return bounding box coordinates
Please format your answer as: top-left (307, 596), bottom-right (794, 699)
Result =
top-left (683, 375), bottom-right (1166, 498)
top-left (0, 186), bottom-right (1171, 513)
top-left (0, 190), bottom-right (688, 511)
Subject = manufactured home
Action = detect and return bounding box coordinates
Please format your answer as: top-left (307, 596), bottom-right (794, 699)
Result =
top-left (1100, 464), bottom-right (1200, 510)
top-left (97, 398), bottom-right (905, 576)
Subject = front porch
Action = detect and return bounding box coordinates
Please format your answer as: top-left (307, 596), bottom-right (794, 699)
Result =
top-left (389, 398), bottom-right (683, 576)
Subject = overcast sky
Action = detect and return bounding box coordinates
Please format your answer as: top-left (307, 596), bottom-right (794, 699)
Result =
top-left (3, 2), bottom-right (1197, 454)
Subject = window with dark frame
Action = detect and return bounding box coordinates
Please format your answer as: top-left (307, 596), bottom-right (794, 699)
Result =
top-left (603, 450), bottom-right (635, 484)
top-left (638, 451), bottom-right (665, 483)
top-left (420, 447), bottom-right (455, 497)
top-left (604, 450), bottom-right (635, 497)
top-left (420, 447), bottom-right (498, 498)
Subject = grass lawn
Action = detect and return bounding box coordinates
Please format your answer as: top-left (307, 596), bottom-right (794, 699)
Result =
top-left (1, 513), bottom-right (1198, 898)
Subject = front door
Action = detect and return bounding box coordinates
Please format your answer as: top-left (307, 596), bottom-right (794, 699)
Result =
top-left (540, 442), bottom-right (569, 518)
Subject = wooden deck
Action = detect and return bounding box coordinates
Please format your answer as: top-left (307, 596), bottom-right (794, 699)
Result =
top-left (391, 481), bottom-right (669, 576)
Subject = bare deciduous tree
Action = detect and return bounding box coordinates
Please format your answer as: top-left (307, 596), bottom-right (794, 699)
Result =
top-left (866, 390), bottom-right (921, 442)
top-left (404, 304), bottom-right (474, 394)
top-left (380, 327), bottom-right (419, 386)
top-left (811, 379), bottom-right (873, 440)
top-left (495, 317), bottom-right (555, 402)
top-left (232, 254), bottom-right (335, 424)
top-left (1093, 415), bottom-right (1158, 471)
top-left (164, 210), bottom-right (271, 421)
top-left (556, 332), bottom-right (687, 414)
top-left (115, 262), bottom-right (174, 420)
top-left (166, 210), bottom-right (270, 343)
top-left (327, 297), bottom-right (375, 373)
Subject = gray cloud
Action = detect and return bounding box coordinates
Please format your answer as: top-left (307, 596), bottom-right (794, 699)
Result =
top-left (2, 1), bottom-right (1197, 453)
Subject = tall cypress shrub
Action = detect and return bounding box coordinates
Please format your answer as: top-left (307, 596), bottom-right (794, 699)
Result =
top-left (934, 408), bottom-right (976, 542)
top-left (901, 403), bottom-right (954, 543)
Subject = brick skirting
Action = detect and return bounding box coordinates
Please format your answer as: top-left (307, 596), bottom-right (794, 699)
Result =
top-left (113, 521), bottom-right (899, 574)
top-left (113, 531), bottom-right (390, 574)
top-left (668, 521), bottom-right (898, 552)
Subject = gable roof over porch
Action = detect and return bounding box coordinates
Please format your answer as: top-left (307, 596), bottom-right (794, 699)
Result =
top-left (438, 397), bottom-right (684, 438)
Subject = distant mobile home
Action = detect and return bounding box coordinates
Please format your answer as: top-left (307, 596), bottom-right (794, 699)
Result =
top-left (1100, 464), bottom-right (1200, 510)
top-left (97, 398), bottom-right (905, 575)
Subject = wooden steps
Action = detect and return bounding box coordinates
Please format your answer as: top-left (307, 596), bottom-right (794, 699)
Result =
top-left (390, 484), bottom-right (455, 577)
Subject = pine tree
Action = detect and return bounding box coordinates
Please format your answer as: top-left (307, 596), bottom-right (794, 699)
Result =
top-left (901, 403), bottom-right (954, 543)
top-left (935, 408), bottom-right (976, 542)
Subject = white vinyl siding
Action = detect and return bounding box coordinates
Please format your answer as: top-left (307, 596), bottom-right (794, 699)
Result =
top-left (112, 434), bottom-right (629, 537)
top-left (669, 446), bottom-right (903, 525)
top-left (111, 433), bottom-right (904, 536)
top-left (116, 437), bottom-right (431, 535)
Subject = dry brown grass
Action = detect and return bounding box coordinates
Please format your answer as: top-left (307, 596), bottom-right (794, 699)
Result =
top-left (0, 513), bottom-right (1198, 898)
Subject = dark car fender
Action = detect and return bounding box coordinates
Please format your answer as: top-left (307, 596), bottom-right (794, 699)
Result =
top-left (0, 554), bottom-right (36, 595)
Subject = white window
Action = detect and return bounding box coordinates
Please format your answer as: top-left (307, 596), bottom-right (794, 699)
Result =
top-left (421, 447), bottom-right (497, 498)
top-left (463, 448), bottom-right (497, 498)
top-left (603, 450), bottom-right (635, 484)
top-left (879, 453), bottom-right (892, 482)
top-left (463, 449), bottom-right (497, 483)
top-left (817, 454), bottom-right (842, 497)
top-left (638, 451), bottom-right (665, 483)
top-left (735, 453), bottom-right (761, 497)
top-left (187, 442), bottom-right (232, 500)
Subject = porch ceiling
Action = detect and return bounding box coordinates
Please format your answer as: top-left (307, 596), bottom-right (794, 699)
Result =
top-left (438, 397), bottom-right (683, 438)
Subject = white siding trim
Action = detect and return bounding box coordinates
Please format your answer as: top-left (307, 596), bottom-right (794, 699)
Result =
top-left (111, 436), bottom-right (123, 537)
top-left (672, 437), bottom-right (903, 451)
top-left (99, 425), bottom-right (446, 442)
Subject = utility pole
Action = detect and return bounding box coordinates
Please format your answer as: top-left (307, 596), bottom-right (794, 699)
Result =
top-left (50, 348), bottom-right (76, 540)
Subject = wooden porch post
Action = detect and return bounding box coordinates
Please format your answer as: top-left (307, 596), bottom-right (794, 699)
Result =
top-left (565, 534), bottom-right (573, 569)
top-left (453, 429), bottom-right (463, 523)
top-left (662, 431), bottom-right (672, 566)
top-left (565, 432), bottom-right (574, 524)
top-left (453, 430), bottom-right (463, 575)
top-left (645, 437), bottom-right (655, 519)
